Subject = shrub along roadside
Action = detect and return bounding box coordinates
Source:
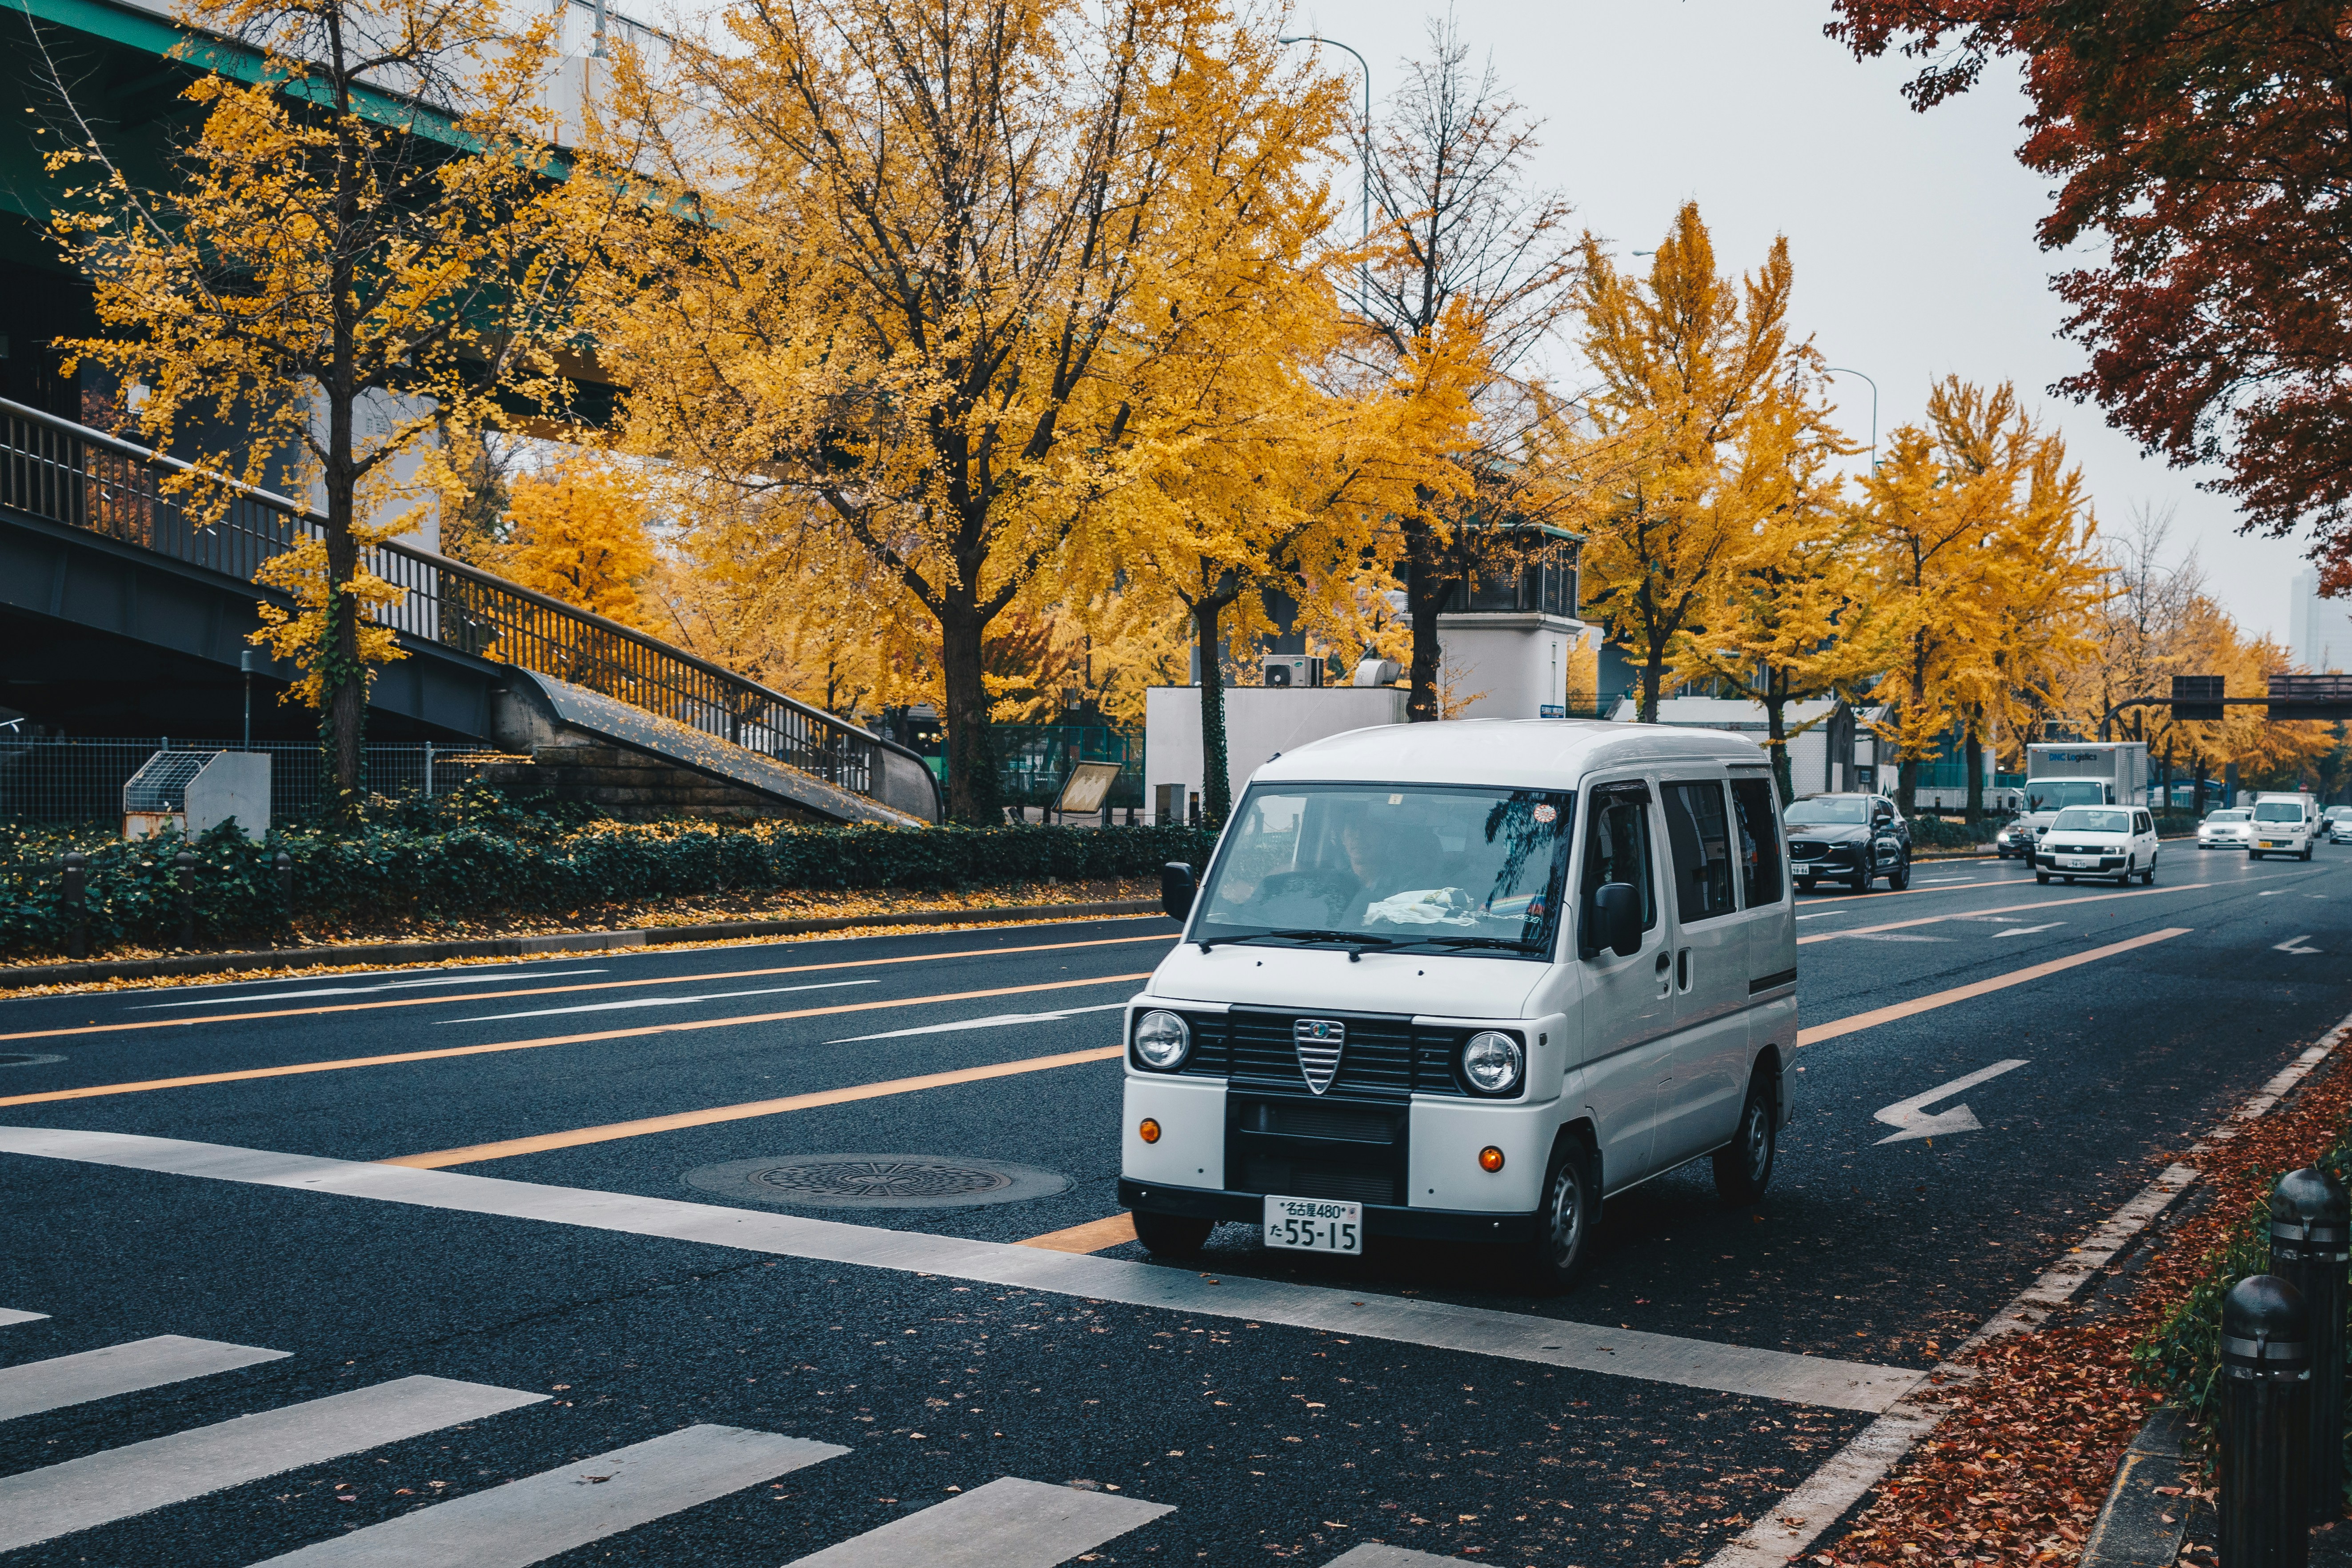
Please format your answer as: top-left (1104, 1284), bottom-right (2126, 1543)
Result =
top-left (0, 798), bottom-right (1216, 959)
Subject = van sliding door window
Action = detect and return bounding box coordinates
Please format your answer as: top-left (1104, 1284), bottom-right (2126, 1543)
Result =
top-left (1661, 781), bottom-right (1737, 922)
top-left (1728, 778), bottom-right (1784, 906)
top-left (1579, 785), bottom-right (1658, 933)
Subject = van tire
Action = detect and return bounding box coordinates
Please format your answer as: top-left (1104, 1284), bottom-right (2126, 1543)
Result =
top-left (2305, 845), bottom-right (2316, 861)
top-left (1713, 1074), bottom-right (1778, 1206)
top-left (2035, 872), bottom-right (2050, 884)
top-left (1521, 1137), bottom-right (1598, 1294)
top-left (1130, 1210), bottom-right (1213, 1258)
top-left (2142, 863), bottom-right (2156, 885)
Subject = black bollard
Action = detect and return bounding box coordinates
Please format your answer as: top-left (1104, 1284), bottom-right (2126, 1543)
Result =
top-left (2274, 1168), bottom-right (2351, 1521)
top-left (2221, 1273), bottom-right (2313, 1568)
top-left (274, 850), bottom-right (294, 925)
top-left (60, 850), bottom-right (86, 961)
top-left (174, 849), bottom-right (197, 950)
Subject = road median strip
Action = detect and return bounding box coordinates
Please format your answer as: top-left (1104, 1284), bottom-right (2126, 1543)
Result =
top-left (0, 974), bottom-right (1151, 1110)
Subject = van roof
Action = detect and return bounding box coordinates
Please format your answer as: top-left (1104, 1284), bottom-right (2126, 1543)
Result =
top-left (1251, 718), bottom-right (1765, 790)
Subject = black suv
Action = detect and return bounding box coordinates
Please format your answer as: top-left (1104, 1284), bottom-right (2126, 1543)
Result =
top-left (1785, 793), bottom-right (1913, 892)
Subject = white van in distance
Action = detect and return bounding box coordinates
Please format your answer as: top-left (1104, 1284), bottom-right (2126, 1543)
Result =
top-left (2250, 792), bottom-right (2320, 860)
top-left (1119, 720), bottom-right (1799, 1291)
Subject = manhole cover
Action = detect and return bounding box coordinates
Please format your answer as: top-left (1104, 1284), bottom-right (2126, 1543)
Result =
top-left (0, 1055), bottom-right (60, 1068)
top-left (683, 1153), bottom-right (1068, 1210)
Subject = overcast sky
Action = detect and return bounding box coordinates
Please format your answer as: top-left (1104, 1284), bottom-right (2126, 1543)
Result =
top-left (1294, 0), bottom-right (2306, 642)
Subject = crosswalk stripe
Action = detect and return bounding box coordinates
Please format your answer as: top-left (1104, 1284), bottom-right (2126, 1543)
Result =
top-left (783, 1476), bottom-right (1173, 1567)
top-left (0, 1374), bottom-right (548, 1552)
top-left (0, 1310), bottom-right (46, 1327)
top-left (251, 1424), bottom-right (847, 1566)
top-left (0, 1335), bottom-right (289, 1421)
top-left (1325, 1545), bottom-right (1475, 1566)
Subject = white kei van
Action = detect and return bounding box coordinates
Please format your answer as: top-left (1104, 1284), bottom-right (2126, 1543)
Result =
top-left (2250, 792), bottom-right (2320, 861)
top-left (1118, 720), bottom-right (1798, 1291)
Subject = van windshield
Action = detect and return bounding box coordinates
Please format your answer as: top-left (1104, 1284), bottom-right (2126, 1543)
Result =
top-left (2052, 807), bottom-right (2132, 833)
top-left (2027, 782), bottom-right (2108, 811)
top-left (2255, 801), bottom-right (2307, 822)
top-left (1193, 783), bottom-right (1574, 957)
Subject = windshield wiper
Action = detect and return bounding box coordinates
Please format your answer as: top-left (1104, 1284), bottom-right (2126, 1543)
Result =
top-left (1381, 934), bottom-right (1534, 953)
top-left (1193, 929), bottom-right (1398, 958)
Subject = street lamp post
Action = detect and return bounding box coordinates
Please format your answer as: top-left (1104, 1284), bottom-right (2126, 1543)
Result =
top-left (1278, 33), bottom-right (1370, 312)
top-left (1823, 366), bottom-right (1879, 474)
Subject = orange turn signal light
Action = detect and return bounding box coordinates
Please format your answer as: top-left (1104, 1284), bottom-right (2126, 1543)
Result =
top-left (1478, 1146), bottom-right (1505, 1173)
top-left (1139, 1118), bottom-right (1162, 1144)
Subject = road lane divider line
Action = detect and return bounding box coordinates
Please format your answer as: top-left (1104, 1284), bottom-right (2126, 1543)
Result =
top-left (1016, 1214), bottom-right (1141, 1255)
top-left (0, 935), bottom-right (1175, 1044)
top-left (438, 979), bottom-right (876, 1025)
top-left (0, 1373), bottom-right (549, 1553)
top-left (0, 974), bottom-right (1152, 1110)
top-left (1795, 928), bottom-right (2192, 1048)
top-left (0, 1309), bottom-right (47, 1327)
top-left (403, 931), bottom-right (2192, 1165)
top-left (1798, 884), bottom-right (2209, 944)
top-left (1708, 998), bottom-right (2352, 1568)
top-left (0, 1127), bottom-right (1923, 1412)
top-left (385, 1045), bottom-right (1130, 1168)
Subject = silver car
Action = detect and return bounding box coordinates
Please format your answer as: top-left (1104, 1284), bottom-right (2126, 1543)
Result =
top-left (2198, 808), bottom-right (2253, 850)
top-left (2329, 807), bottom-right (2352, 845)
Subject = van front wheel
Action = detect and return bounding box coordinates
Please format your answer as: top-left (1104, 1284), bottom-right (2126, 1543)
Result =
top-left (1521, 1139), bottom-right (1597, 1294)
top-left (1130, 1209), bottom-right (1213, 1258)
top-left (1713, 1074), bottom-right (1778, 1205)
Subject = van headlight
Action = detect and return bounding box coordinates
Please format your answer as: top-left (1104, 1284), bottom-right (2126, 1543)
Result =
top-left (1460, 1031), bottom-right (1525, 1096)
top-left (1132, 1010), bottom-right (1190, 1070)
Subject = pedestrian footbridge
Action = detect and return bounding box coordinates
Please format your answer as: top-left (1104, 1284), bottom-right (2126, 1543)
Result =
top-left (0, 399), bottom-right (938, 825)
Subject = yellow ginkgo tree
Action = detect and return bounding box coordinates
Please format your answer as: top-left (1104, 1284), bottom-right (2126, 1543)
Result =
top-left (45, 0), bottom-right (596, 817)
top-left (1571, 203), bottom-right (1823, 724)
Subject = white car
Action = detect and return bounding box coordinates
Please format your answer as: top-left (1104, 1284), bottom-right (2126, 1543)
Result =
top-left (2198, 809), bottom-right (2253, 850)
top-left (2250, 793), bottom-right (2318, 860)
top-left (2034, 805), bottom-right (2159, 886)
top-left (2326, 807), bottom-right (2352, 845)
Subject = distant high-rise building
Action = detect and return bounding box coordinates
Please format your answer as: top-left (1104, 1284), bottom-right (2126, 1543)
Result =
top-left (2290, 566), bottom-right (2352, 672)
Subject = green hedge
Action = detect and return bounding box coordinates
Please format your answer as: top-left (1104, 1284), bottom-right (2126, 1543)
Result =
top-left (2134, 1128), bottom-right (2352, 1499)
top-left (1904, 817), bottom-right (2004, 850)
top-left (0, 791), bottom-right (1215, 959)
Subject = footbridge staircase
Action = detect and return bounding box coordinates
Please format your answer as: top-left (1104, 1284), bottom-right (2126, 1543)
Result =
top-left (0, 400), bottom-right (940, 826)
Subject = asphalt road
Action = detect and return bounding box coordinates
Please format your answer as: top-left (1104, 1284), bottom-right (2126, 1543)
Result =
top-left (1, 841), bottom-right (2349, 1567)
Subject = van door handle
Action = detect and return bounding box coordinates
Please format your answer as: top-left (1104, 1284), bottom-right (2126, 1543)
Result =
top-left (1677, 948), bottom-right (1691, 990)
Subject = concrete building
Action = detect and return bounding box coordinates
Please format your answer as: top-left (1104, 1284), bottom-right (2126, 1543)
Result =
top-left (1603, 695), bottom-right (1885, 795)
top-left (2289, 566), bottom-right (2352, 673)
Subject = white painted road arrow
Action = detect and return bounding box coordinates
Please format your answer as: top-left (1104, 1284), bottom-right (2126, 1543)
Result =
top-left (1872, 1059), bottom-right (2030, 1144)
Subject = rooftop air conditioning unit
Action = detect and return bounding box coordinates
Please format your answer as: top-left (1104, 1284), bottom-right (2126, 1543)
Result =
top-left (1262, 655), bottom-right (1322, 688)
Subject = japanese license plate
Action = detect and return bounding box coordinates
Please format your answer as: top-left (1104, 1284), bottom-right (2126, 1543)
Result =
top-left (2060, 855), bottom-right (2093, 869)
top-left (1263, 1196), bottom-right (1362, 1255)
top-left (2262, 840), bottom-right (2285, 848)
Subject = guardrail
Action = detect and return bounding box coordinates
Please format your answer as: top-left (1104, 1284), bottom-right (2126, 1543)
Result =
top-left (0, 397), bottom-right (939, 821)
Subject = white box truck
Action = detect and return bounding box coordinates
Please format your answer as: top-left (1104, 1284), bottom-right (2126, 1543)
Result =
top-left (2010, 742), bottom-right (2150, 857)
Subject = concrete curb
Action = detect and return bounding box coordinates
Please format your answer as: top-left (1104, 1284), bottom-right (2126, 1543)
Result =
top-left (2079, 1405), bottom-right (2189, 1568)
top-left (0, 898), bottom-right (1164, 990)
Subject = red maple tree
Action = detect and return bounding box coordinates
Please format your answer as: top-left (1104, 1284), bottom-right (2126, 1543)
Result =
top-left (1827, 2), bottom-right (2352, 585)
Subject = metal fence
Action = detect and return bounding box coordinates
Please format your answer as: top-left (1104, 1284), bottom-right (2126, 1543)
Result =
top-left (991, 726), bottom-right (1144, 810)
top-left (0, 736), bottom-right (514, 827)
top-left (0, 398), bottom-right (932, 815)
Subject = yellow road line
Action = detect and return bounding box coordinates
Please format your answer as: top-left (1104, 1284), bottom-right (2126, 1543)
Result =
top-left (0, 973), bottom-right (1151, 1109)
top-left (0, 934), bottom-right (1174, 1043)
top-left (1797, 882), bottom-right (2212, 945)
top-left (388, 1047), bottom-right (1129, 1169)
top-left (1017, 1214), bottom-right (1141, 1254)
top-left (1796, 928), bottom-right (2190, 1047)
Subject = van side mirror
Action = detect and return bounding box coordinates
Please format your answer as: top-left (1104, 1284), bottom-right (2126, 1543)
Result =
top-left (1588, 882), bottom-right (1641, 958)
top-left (1161, 862), bottom-right (1196, 922)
